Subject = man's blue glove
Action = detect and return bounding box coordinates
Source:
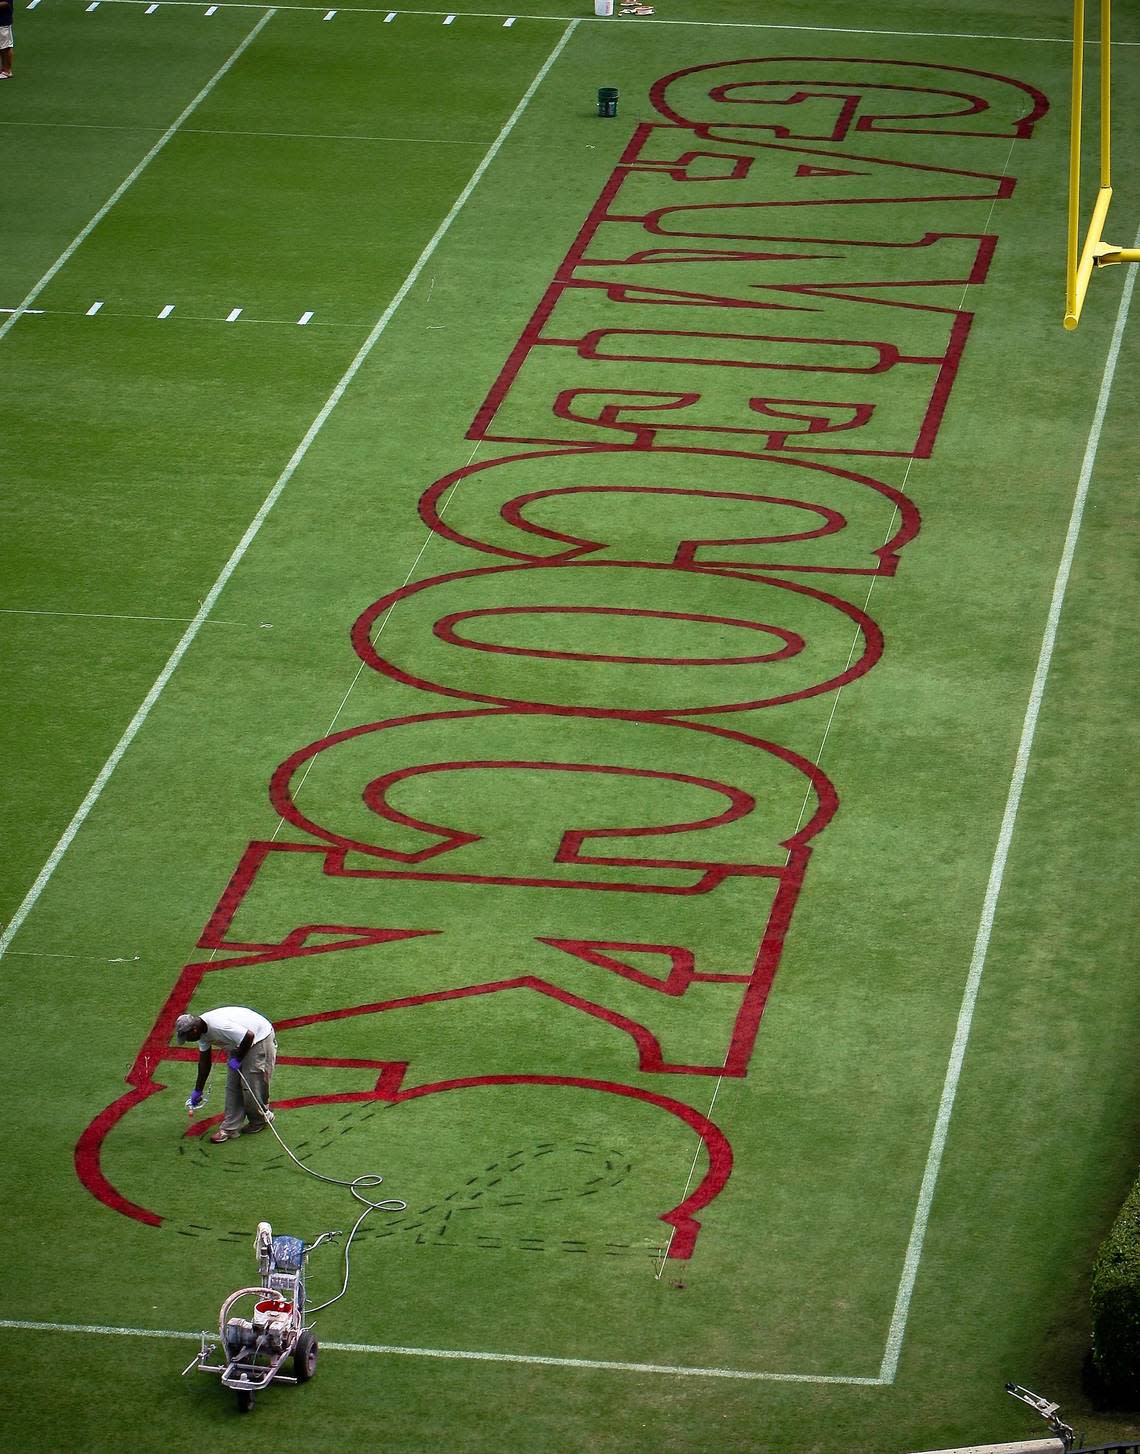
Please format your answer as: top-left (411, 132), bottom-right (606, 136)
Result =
top-left (227, 1056), bottom-right (243, 1072)
top-left (188, 1089), bottom-right (204, 1108)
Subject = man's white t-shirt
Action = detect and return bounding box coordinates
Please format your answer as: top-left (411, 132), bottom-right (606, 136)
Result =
top-left (197, 1006), bottom-right (274, 1053)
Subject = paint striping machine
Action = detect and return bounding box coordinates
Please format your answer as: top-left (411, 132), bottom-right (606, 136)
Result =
top-left (183, 1221), bottom-right (340, 1413)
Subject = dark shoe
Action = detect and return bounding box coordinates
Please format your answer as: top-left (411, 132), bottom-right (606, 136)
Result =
top-left (240, 1122), bottom-right (268, 1135)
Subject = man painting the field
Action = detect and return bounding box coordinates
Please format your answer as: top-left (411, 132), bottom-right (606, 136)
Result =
top-left (175, 1006), bottom-right (276, 1144)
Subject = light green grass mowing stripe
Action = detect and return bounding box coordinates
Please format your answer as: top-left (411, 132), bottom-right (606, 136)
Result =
top-left (0, 19), bottom-right (579, 965)
top-left (879, 238), bottom-right (1140, 1384)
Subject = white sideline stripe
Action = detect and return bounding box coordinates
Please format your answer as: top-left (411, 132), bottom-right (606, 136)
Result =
top-left (0, 9), bottom-right (274, 347)
top-left (0, 1319), bottom-right (882, 1383)
top-left (158, 303), bottom-right (174, 318)
top-left (297, 309), bottom-right (313, 325)
top-left (225, 306), bottom-right (243, 322)
top-left (879, 237), bottom-right (1140, 1385)
top-left (20, 0), bottom-right (1140, 43)
top-left (0, 17), bottom-right (578, 968)
top-left (86, 300), bottom-right (104, 315)
top-left (0, 307), bottom-right (44, 314)
top-left (588, 15), bottom-right (1134, 41)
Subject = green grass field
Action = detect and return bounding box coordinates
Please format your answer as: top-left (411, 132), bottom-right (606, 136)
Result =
top-left (2, 1), bottom-right (1139, 1449)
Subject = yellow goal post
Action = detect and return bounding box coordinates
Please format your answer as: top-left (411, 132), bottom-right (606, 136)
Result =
top-left (1065, 0), bottom-right (1140, 328)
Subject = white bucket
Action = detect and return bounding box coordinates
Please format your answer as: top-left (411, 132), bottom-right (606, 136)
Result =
top-left (594, 0), bottom-right (614, 14)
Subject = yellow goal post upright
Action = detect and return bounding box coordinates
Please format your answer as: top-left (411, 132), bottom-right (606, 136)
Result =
top-left (1065, 0), bottom-right (1140, 328)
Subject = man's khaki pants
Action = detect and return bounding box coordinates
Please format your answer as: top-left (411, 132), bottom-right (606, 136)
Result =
top-left (220, 1033), bottom-right (277, 1134)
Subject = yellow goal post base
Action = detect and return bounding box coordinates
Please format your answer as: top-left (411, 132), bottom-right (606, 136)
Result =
top-left (1065, 0), bottom-right (1140, 329)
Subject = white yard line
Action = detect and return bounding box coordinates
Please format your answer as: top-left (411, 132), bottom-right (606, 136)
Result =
top-left (0, 19), bottom-right (578, 967)
top-left (0, 1317), bottom-right (884, 1383)
top-left (0, 8), bottom-right (276, 345)
top-left (600, 17), bottom-right (1134, 42)
top-left (879, 238), bottom-right (1140, 1384)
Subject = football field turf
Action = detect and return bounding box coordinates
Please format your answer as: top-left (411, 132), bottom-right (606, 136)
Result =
top-left (2, 1), bottom-right (1138, 1449)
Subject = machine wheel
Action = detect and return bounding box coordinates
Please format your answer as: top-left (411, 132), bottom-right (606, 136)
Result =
top-left (236, 1389), bottom-right (255, 1414)
top-left (294, 1329), bottom-right (318, 1382)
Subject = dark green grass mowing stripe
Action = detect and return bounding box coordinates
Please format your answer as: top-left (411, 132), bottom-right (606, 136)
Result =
top-left (0, 13), bottom-right (570, 915)
top-left (0, 6), bottom-right (273, 300)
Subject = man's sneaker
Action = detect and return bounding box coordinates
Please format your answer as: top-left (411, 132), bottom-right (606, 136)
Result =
top-left (240, 1122), bottom-right (268, 1135)
top-left (209, 1130), bottom-right (239, 1143)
